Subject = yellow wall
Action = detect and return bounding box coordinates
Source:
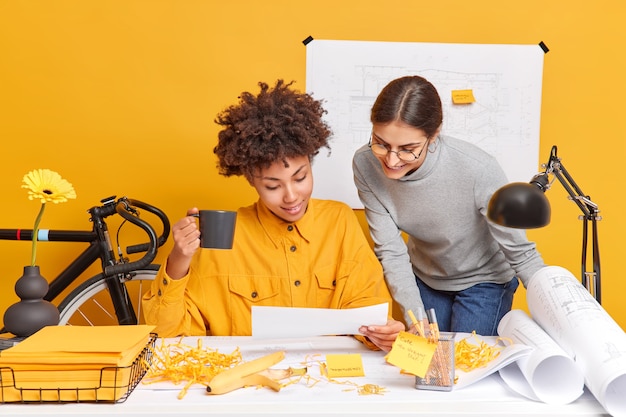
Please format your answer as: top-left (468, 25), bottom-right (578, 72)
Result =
top-left (1, 0), bottom-right (625, 329)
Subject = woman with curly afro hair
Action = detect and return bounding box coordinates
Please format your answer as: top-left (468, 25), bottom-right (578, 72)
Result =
top-left (143, 80), bottom-right (404, 351)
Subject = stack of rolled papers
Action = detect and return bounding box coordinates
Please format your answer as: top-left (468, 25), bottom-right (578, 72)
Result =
top-left (0, 325), bottom-right (155, 402)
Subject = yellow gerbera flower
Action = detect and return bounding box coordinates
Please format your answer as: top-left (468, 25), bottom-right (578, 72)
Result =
top-left (22, 169), bottom-right (77, 203)
top-left (22, 169), bottom-right (77, 266)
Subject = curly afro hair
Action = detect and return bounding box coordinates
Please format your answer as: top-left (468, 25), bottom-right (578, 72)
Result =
top-left (213, 80), bottom-right (332, 180)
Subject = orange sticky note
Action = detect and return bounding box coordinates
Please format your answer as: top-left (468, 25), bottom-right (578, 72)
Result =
top-left (451, 89), bottom-right (475, 104)
top-left (325, 353), bottom-right (365, 378)
top-left (385, 331), bottom-right (437, 378)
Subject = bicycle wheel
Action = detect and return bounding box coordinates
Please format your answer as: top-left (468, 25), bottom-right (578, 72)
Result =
top-left (57, 265), bottom-right (159, 326)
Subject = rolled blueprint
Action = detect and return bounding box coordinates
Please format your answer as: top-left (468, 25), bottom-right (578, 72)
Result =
top-left (526, 266), bottom-right (626, 416)
top-left (497, 309), bottom-right (584, 404)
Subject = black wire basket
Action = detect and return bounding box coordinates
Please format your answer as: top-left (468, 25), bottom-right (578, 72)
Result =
top-left (0, 333), bottom-right (156, 403)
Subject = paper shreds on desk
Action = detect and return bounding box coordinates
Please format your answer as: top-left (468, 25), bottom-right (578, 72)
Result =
top-left (0, 325), bottom-right (155, 402)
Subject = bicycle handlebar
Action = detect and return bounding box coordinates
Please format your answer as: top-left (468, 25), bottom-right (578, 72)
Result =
top-left (0, 196), bottom-right (171, 278)
top-left (102, 197), bottom-right (171, 277)
top-left (124, 199), bottom-right (170, 254)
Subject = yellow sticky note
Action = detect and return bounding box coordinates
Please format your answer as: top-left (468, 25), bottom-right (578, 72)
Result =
top-left (451, 89), bottom-right (475, 104)
top-left (324, 353), bottom-right (365, 378)
top-left (385, 331), bottom-right (437, 378)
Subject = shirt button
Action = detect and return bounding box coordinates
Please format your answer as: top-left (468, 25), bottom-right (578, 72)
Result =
top-left (287, 225), bottom-right (294, 231)
top-left (294, 280), bottom-right (301, 287)
top-left (290, 245), bottom-right (297, 252)
top-left (251, 291), bottom-right (258, 298)
top-left (332, 280), bottom-right (336, 286)
top-left (162, 278), bottom-right (168, 285)
top-left (158, 289), bottom-right (162, 296)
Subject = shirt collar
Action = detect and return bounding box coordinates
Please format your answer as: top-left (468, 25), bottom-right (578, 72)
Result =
top-left (256, 198), bottom-right (315, 244)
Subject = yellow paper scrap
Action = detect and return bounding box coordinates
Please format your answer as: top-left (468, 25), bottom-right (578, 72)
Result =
top-left (325, 353), bottom-right (365, 378)
top-left (451, 89), bottom-right (475, 104)
top-left (385, 331), bottom-right (437, 378)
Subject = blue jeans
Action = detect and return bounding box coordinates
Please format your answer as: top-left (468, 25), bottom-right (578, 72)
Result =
top-left (415, 275), bottom-right (519, 336)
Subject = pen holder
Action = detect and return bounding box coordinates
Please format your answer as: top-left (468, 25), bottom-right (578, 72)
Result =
top-left (415, 332), bottom-right (455, 391)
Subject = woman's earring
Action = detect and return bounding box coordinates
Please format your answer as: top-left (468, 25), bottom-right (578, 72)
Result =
top-left (428, 138), bottom-right (439, 153)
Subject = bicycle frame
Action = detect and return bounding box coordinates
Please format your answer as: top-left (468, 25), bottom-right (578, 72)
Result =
top-left (0, 196), bottom-right (170, 326)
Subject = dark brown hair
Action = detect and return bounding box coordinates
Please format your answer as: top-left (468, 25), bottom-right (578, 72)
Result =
top-left (214, 80), bottom-right (331, 180)
top-left (370, 76), bottom-right (443, 138)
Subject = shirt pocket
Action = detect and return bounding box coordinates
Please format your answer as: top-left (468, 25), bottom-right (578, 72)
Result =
top-left (227, 275), bottom-right (282, 335)
top-left (228, 275), bottom-right (281, 304)
top-left (314, 263), bottom-right (346, 306)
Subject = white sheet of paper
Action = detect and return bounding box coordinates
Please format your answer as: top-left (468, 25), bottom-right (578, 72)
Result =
top-left (251, 303), bottom-right (388, 339)
top-left (307, 40), bottom-right (544, 208)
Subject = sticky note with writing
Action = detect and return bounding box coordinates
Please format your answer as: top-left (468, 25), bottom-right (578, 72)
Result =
top-left (451, 89), bottom-right (475, 104)
top-left (385, 331), bottom-right (437, 377)
top-left (325, 353), bottom-right (365, 378)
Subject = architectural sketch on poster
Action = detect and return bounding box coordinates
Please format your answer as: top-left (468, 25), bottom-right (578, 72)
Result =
top-left (305, 40), bottom-right (545, 208)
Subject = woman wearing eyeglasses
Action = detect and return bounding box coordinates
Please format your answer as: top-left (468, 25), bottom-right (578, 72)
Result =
top-left (352, 75), bottom-right (545, 336)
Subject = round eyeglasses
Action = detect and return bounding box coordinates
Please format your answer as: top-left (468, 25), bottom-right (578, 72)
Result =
top-left (368, 136), bottom-right (428, 162)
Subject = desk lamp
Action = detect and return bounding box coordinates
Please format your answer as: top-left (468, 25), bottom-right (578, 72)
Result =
top-left (487, 145), bottom-right (602, 303)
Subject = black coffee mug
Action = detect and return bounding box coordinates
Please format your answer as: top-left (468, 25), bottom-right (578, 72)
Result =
top-left (194, 210), bottom-right (237, 249)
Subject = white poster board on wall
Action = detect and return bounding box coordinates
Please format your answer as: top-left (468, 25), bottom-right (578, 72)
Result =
top-left (305, 40), bottom-right (545, 208)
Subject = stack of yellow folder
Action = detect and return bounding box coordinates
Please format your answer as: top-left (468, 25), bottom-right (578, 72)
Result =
top-left (0, 325), bottom-right (155, 402)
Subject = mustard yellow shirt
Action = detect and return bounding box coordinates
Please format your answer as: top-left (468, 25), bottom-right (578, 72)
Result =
top-left (142, 199), bottom-right (393, 343)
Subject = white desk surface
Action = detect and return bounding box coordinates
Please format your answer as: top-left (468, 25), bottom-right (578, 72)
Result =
top-left (0, 336), bottom-right (612, 417)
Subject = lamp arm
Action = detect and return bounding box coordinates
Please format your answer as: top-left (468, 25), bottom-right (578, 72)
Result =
top-left (544, 146), bottom-right (600, 220)
top-left (551, 165), bottom-right (599, 219)
top-left (543, 145), bottom-right (601, 303)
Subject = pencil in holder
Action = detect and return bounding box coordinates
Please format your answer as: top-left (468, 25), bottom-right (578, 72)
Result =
top-left (415, 332), bottom-right (455, 391)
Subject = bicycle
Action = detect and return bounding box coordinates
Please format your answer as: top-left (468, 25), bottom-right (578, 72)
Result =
top-left (0, 195), bottom-right (170, 329)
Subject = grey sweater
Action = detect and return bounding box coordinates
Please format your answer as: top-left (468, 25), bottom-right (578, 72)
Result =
top-left (352, 135), bottom-right (545, 324)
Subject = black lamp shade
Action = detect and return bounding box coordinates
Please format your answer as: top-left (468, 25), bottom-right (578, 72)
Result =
top-left (487, 182), bottom-right (551, 229)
